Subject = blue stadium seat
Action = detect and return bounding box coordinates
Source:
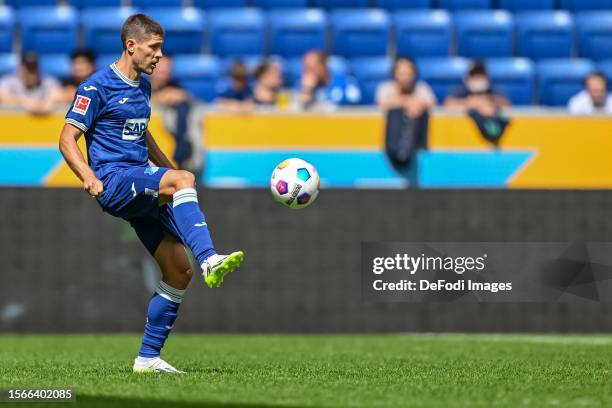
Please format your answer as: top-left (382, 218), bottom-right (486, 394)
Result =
top-left (515, 11), bottom-right (575, 60)
top-left (144, 8), bottom-right (205, 55)
top-left (96, 54), bottom-right (117, 70)
top-left (437, 0), bottom-right (492, 10)
top-left (68, 0), bottom-right (121, 7)
top-left (6, 0), bottom-right (57, 6)
top-left (559, 0), bottom-right (612, 11)
top-left (313, 0), bottom-right (370, 8)
top-left (498, 0), bottom-right (554, 10)
top-left (576, 12), bottom-right (612, 61)
top-left (133, 0), bottom-right (183, 7)
top-left (417, 57), bottom-right (469, 102)
top-left (269, 9), bottom-right (327, 58)
top-left (350, 57), bottom-right (391, 105)
top-left (19, 6), bottom-right (78, 54)
top-left (208, 9), bottom-right (265, 57)
top-left (537, 59), bottom-right (595, 106)
top-left (40, 53), bottom-right (71, 79)
top-left (331, 9), bottom-right (390, 58)
top-left (172, 55), bottom-right (221, 102)
top-left (598, 60), bottom-right (612, 81)
top-left (454, 11), bottom-right (514, 58)
top-left (285, 55), bottom-right (348, 87)
top-left (82, 7), bottom-right (138, 55)
top-left (393, 10), bottom-right (451, 58)
top-left (486, 58), bottom-right (535, 105)
top-left (376, 0), bottom-right (433, 9)
top-left (0, 7), bottom-right (14, 53)
top-left (192, 0), bottom-right (247, 8)
top-left (0, 53), bottom-right (17, 76)
top-left (253, 0), bottom-right (309, 8)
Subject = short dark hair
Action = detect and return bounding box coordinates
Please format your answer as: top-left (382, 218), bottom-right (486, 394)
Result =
top-left (70, 49), bottom-right (96, 63)
top-left (120, 14), bottom-right (164, 50)
top-left (392, 56), bottom-right (417, 78)
top-left (468, 60), bottom-right (488, 77)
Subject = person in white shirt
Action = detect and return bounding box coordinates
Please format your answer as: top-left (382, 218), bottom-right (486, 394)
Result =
top-left (568, 72), bottom-right (612, 115)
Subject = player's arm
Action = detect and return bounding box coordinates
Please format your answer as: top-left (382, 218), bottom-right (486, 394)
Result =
top-left (58, 123), bottom-right (103, 197)
top-left (145, 130), bottom-right (176, 170)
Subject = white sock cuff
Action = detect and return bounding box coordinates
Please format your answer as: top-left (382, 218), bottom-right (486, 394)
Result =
top-left (173, 188), bottom-right (198, 207)
top-left (156, 281), bottom-right (186, 304)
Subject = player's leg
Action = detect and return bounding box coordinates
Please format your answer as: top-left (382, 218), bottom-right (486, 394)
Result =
top-left (158, 169), bottom-right (244, 287)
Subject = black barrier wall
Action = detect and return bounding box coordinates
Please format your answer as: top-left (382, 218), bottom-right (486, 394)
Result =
top-left (1, 188), bottom-right (612, 333)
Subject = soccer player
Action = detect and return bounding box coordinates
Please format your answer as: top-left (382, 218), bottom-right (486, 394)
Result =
top-left (58, 14), bottom-right (244, 374)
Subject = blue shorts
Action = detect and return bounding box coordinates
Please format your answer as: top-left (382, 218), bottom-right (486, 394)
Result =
top-left (97, 165), bottom-right (183, 255)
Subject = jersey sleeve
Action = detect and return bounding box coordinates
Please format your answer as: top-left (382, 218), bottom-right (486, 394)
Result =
top-left (65, 82), bottom-right (104, 133)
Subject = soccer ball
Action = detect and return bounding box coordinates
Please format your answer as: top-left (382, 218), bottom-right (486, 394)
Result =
top-left (270, 158), bottom-right (320, 209)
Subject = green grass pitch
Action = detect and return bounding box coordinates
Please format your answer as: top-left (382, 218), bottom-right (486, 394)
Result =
top-left (0, 334), bottom-right (610, 408)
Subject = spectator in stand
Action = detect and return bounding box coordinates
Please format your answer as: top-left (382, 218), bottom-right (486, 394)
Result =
top-left (376, 56), bottom-right (436, 116)
top-left (568, 72), bottom-right (612, 115)
top-left (150, 56), bottom-right (203, 175)
top-left (297, 50), bottom-right (360, 109)
top-left (0, 52), bottom-right (61, 115)
top-left (215, 61), bottom-right (253, 113)
top-left (60, 49), bottom-right (97, 104)
top-left (253, 60), bottom-right (283, 107)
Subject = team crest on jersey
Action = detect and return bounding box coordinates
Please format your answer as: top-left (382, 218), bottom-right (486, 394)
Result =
top-left (72, 95), bottom-right (91, 115)
top-left (122, 118), bottom-right (149, 141)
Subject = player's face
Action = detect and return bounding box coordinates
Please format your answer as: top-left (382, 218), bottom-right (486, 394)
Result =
top-left (134, 34), bottom-right (164, 75)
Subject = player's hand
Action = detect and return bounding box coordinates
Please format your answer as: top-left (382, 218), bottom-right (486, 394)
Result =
top-left (83, 176), bottom-right (104, 198)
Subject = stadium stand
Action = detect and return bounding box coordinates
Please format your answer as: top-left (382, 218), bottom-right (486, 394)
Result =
top-left (498, 0), bottom-right (555, 11)
top-left (18, 6), bottom-right (78, 55)
top-left (437, 0), bottom-right (493, 10)
top-left (454, 10), bottom-right (514, 58)
top-left (69, 0), bottom-right (121, 7)
top-left (253, 0), bottom-right (309, 8)
top-left (0, 6), bottom-right (13, 54)
top-left (576, 11), bottom-right (612, 61)
top-left (350, 56), bottom-right (391, 104)
top-left (314, 0), bottom-right (370, 8)
top-left (268, 9), bottom-right (328, 58)
top-left (39, 53), bottom-right (71, 78)
top-left (559, 0), bottom-right (612, 11)
top-left (376, 0), bottom-right (434, 10)
top-left (208, 8), bottom-right (266, 57)
top-left (330, 9), bottom-right (390, 58)
top-left (0, 53), bottom-right (16, 76)
top-left (537, 59), bottom-right (595, 106)
top-left (5, 0), bottom-right (57, 6)
top-left (284, 55), bottom-right (348, 87)
top-left (172, 55), bottom-right (221, 102)
top-left (133, 0), bottom-right (183, 7)
top-left (393, 10), bottom-right (452, 57)
top-left (486, 58), bottom-right (534, 105)
top-left (515, 11), bottom-right (575, 60)
top-left (144, 7), bottom-right (205, 55)
top-left (192, 0), bottom-right (248, 8)
top-left (81, 7), bottom-right (137, 55)
top-left (417, 57), bottom-right (469, 102)
top-left (599, 60), bottom-right (612, 81)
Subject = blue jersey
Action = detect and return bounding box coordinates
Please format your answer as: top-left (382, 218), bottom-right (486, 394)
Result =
top-left (65, 63), bottom-right (152, 181)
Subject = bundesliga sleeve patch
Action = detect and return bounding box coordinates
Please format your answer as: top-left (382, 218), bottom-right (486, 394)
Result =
top-left (72, 95), bottom-right (91, 115)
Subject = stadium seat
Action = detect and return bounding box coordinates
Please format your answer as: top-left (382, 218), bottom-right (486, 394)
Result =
top-left (172, 55), bottom-right (221, 102)
top-left (437, 0), bottom-right (492, 10)
top-left (268, 9), bottom-right (327, 58)
top-left (537, 59), bottom-right (595, 106)
top-left (376, 0), bottom-right (433, 9)
top-left (0, 53), bottom-right (17, 76)
top-left (133, 0), bottom-right (183, 7)
top-left (0, 6), bottom-right (14, 53)
top-left (192, 0), bottom-right (247, 8)
top-left (40, 54), bottom-right (71, 79)
top-left (6, 0), bottom-right (57, 6)
top-left (96, 54), bottom-right (117, 69)
top-left (417, 57), bottom-right (469, 102)
top-left (393, 10), bottom-right (451, 58)
top-left (576, 12), bottom-right (612, 61)
top-left (515, 11), bottom-right (575, 60)
top-left (559, 0), bottom-right (612, 11)
top-left (498, 0), bottom-right (555, 11)
top-left (313, 0), bottom-right (370, 8)
top-left (331, 9), bottom-right (390, 58)
top-left (285, 55), bottom-right (348, 87)
top-left (486, 58), bottom-right (535, 105)
top-left (68, 0), bottom-right (121, 7)
top-left (82, 7), bottom-right (138, 55)
top-left (454, 11), bottom-right (514, 58)
top-left (253, 0), bottom-right (309, 8)
top-left (144, 8), bottom-right (205, 55)
top-left (208, 9), bottom-right (265, 57)
top-left (350, 57), bottom-right (391, 105)
top-left (598, 60), bottom-right (612, 81)
top-left (18, 6), bottom-right (78, 54)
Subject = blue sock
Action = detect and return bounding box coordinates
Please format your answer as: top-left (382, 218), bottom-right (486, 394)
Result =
top-left (171, 188), bottom-right (216, 265)
top-left (139, 281), bottom-right (185, 358)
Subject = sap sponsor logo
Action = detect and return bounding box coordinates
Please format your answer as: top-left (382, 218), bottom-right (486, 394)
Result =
top-left (122, 118), bottom-right (149, 141)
